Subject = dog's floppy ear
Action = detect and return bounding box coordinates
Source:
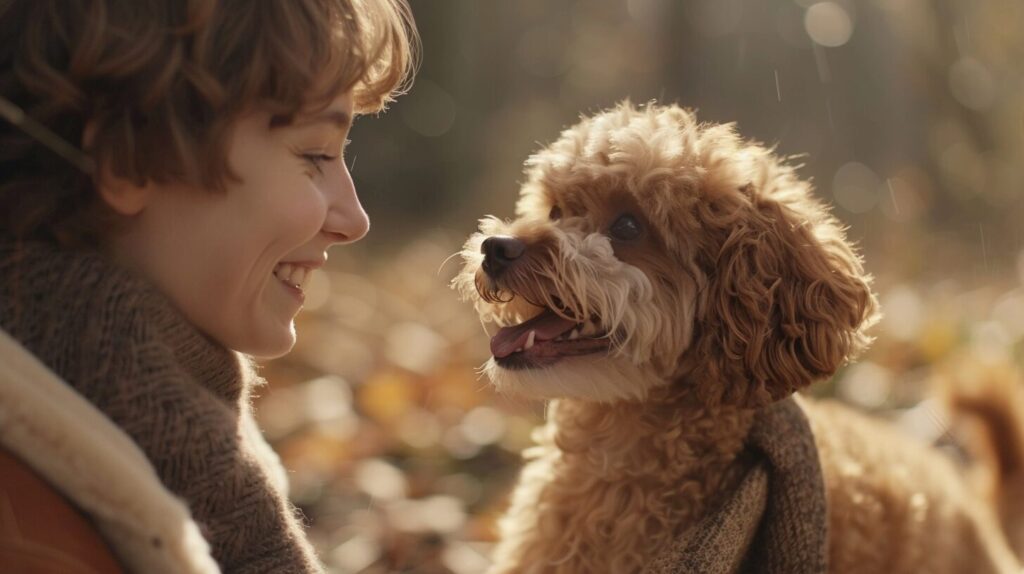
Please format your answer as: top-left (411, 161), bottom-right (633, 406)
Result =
top-left (690, 182), bottom-right (878, 406)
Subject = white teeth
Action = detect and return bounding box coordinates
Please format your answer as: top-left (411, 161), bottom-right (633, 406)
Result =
top-left (274, 263), bottom-right (313, 291)
top-left (568, 329), bottom-right (580, 340)
top-left (515, 347), bottom-right (523, 353)
top-left (275, 263), bottom-right (293, 281)
top-left (524, 330), bottom-right (536, 350)
top-left (581, 321), bottom-right (600, 337)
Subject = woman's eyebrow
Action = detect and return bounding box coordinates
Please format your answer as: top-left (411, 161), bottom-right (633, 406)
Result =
top-left (271, 109), bottom-right (352, 131)
top-left (298, 109), bottom-right (352, 129)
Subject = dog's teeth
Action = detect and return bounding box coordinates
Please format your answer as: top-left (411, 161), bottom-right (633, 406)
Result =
top-left (515, 347), bottom-right (523, 353)
top-left (568, 329), bottom-right (580, 340)
top-left (524, 330), bottom-right (536, 350)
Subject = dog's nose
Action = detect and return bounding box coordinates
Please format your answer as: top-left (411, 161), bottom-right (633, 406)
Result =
top-left (481, 236), bottom-right (526, 277)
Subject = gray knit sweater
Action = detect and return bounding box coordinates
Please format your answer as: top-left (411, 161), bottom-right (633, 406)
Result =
top-left (0, 239), bottom-right (324, 573)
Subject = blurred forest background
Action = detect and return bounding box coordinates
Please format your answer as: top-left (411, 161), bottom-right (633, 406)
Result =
top-left (256, 0), bottom-right (1024, 571)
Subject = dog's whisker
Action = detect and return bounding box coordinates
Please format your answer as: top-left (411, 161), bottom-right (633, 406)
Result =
top-left (436, 250), bottom-right (463, 277)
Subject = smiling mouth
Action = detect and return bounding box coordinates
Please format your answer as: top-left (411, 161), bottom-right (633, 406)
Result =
top-left (490, 307), bottom-right (611, 370)
top-left (273, 262), bottom-right (314, 293)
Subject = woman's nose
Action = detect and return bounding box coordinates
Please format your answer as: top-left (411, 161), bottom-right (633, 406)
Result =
top-left (322, 164), bottom-right (370, 245)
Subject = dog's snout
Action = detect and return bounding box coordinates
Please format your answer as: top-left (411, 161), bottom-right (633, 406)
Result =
top-left (481, 235), bottom-right (526, 277)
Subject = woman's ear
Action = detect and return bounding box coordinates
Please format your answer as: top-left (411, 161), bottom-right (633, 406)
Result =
top-left (691, 182), bottom-right (879, 407)
top-left (85, 120), bottom-right (153, 216)
top-left (95, 171), bottom-right (153, 216)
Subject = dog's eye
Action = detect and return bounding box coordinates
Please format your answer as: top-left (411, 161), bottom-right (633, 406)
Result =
top-left (549, 205), bottom-right (563, 220)
top-left (609, 214), bottom-right (642, 241)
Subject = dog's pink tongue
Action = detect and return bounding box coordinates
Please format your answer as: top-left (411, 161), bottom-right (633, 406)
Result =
top-left (491, 309), bottom-right (576, 358)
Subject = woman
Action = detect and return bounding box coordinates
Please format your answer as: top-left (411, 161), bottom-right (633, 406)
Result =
top-left (0, 1), bottom-right (417, 572)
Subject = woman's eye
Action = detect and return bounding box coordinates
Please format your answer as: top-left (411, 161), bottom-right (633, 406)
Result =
top-left (301, 153), bottom-right (337, 175)
top-left (609, 213), bottom-right (642, 241)
top-left (549, 205), bottom-right (563, 220)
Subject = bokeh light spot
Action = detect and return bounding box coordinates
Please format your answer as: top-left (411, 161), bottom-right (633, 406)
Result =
top-left (386, 321), bottom-right (448, 375)
top-left (948, 57), bottom-right (996, 111)
top-left (461, 406), bottom-right (506, 446)
top-left (354, 458), bottom-right (408, 501)
top-left (881, 285), bottom-right (925, 342)
top-left (804, 2), bottom-right (853, 47)
top-left (833, 161), bottom-right (881, 213)
top-left (330, 534), bottom-right (380, 573)
top-left (836, 361), bottom-right (893, 409)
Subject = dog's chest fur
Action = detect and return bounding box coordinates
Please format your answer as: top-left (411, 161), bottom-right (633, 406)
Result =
top-left (488, 387), bottom-right (755, 573)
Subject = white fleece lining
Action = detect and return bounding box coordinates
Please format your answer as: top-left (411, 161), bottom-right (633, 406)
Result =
top-left (0, 328), bottom-right (220, 574)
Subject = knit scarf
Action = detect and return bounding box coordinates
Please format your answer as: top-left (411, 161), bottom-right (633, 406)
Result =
top-left (645, 396), bottom-right (829, 573)
top-left (0, 239), bottom-right (324, 574)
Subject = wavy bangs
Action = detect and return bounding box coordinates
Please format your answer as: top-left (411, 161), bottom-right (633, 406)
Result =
top-left (0, 0), bottom-right (418, 246)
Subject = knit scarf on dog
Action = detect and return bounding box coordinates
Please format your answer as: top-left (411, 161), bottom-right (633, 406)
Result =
top-left (0, 240), bottom-right (324, 574)
top-left (646, 397), bottom-right (829, 574)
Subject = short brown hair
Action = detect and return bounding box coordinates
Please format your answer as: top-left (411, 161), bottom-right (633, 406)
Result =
top-left (0, 0), bottom-right (418, 246)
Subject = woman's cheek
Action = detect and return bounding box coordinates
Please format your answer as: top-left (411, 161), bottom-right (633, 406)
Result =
top-left (282, 184), bottom-right (330, 243)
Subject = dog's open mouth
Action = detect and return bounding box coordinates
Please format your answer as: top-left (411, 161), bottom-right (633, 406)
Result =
top-left (490, 308), bottom-right (611, 369)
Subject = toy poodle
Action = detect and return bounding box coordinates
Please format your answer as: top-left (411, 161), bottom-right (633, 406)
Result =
top-left (454, 101), bottom-right (1024, 573)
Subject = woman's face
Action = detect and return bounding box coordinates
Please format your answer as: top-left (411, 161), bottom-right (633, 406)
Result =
top-left (106, 93), bottom-right (366, 358)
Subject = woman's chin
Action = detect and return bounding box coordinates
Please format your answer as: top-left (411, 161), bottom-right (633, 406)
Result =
top-left (220, 319), bottom-right (297, 359)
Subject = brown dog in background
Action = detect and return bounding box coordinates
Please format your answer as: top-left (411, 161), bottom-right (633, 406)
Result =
top-left (455, 101), bottom-right (1024, 573)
